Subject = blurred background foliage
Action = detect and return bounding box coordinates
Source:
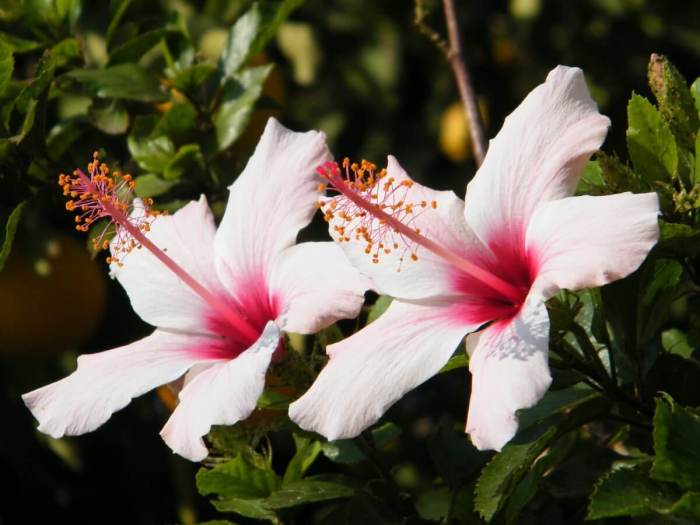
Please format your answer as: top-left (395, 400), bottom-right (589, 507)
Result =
top-left (2, 0), bottom-right (700, 524)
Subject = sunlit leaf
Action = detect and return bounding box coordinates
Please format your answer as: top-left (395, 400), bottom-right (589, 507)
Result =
top-left (0, 201), bottom-right (26, 272)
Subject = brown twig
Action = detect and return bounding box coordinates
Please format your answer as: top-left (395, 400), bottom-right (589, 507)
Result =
top-left (441, 0), bottom-right (487, 166)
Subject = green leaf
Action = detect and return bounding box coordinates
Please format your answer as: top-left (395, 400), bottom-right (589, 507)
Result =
top-left (46, 118), bottom-right (84, 160)
top-left (219, 0), bottom-right (304, 77)
top-left (128, 116), bottom-right (175, 173)
top-left (438, 352), bottom-right (468, 373)
top-left (213, 497), bottom-right (277, 521)
top-left (168, 62), bottom-right (217, 93)
top-left (691, 78), bottom-right (700, 121)
top-left (0, 39), bottom-right (13, 97)
top-left (627, 93), bottom-right (678, 184)
top-left (648, 53), bottom-right (698, 151)
top-left (63, 64), bottom-right (167, 102)
top-left (414, 486), bottom-right (450, 521)
top-left (0, 31), bottom-right (42, 53)
top-left (638, 258), bottom-right (683, 345)
top-left (108, 28), bottom-right (171, 66)
top-left (87, 98), bottom-right (129, 134)
top-left (215, 64), bottom-right (272, 151)
top-left (105, 0), bottom-right (133, 47)
top-left (263, 478), bottom-right (354, 509)
top-left (662, 328), bottom-right (694, 359)
top-left (197, 521), bottom-right (238, 525)
top-left (0, 201), bottom-right (26, 272)
top-left (282, 434), bottom-right (322, 485)
top-left (321, 439), bottom-right (365, 465)
top-left (371, 422), bottom-right (401, 449)
top-left (575, 159), bottom-right (607, 195)
top-left (153, 101), bottom-right (197, 141)
top-left (652, 393), bottom-right (700, 491)
top-left (474, 391), bottom-right (608, 521)
top-left (196, 455), bottom-right (280, 500)
top-left (163, 143), bottom-right (204, 181)
top-left (366, 295), bottom-right (392, 324)
top-left (588, 462), bottom-right (681, 519)
top-left (134, 174), bottom-right (176, 198)
top-left (657, 221), bottom-right (700, 258)
top-left (428, 417), bottom-right (483, 489)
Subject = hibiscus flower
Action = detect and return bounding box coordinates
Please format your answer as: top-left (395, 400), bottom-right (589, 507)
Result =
top-left (23, 118), bottom-right (370, 461)
top-left (289, 66), bottom-right (660, 451)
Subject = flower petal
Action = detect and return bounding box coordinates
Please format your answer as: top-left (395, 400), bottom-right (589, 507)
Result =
top-left (526, 192), bottom-right (660, 298)
top-left (160, 322), bottom-right (280, 461)
top-left (22, 330), bottom-right (211, 438)
top-left (289, 299), bottom-right (473, 440)
top-left (464, 66), bottom-right (610, 246)
top-left (214, 118), bottom-right (331, 287)
top-left (466, 295), bottom-right (552, 451)
top-left (269, 241), bottom-right (371, 334)
top-left (111, 196), bottom-right (219, 333)
top-left (325, 155), bottom-right (481, 300)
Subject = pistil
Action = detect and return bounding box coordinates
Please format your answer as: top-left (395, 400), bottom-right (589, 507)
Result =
top-left (319, 160), bottom-right (524, 305)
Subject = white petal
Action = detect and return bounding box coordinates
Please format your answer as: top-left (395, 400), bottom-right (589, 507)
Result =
top-left (325, 155), bottom-right (481, 300)
top-left (214, 118), bottom-right (331, 288)
top-left (269, 242), bottom-right (371, 334)
top-left (464, 66), bottom-right (610, 246)
top-left (22, 330), bottom-right (211, 438)
top-left (526, 192), bottom-right (660, 298)
top-left (160, 322), bottom-right (280, 461)
top-left (289, 299), bottom-right (474, 440)
top-left (466, 295), bottom-right (552, 451)
top-left (111, 196), bottom-right (219, 333)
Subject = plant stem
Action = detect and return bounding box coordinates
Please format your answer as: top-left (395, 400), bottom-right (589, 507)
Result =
top-left (441, 0), bottom-right (487, 166)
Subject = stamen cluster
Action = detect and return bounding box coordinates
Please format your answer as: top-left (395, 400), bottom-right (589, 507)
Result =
top-left (59, 152), bottom-right (164, 265)
top-left (316, 158), bottom-right (437, 269)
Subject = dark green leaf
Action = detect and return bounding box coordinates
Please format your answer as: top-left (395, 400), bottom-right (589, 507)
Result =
top-left (638, 258), bottom-right (683, 344)
top-left (282, 434), bottom-right (322, 485)
top-left (588, 462), bottom-right (680, 519)
top-left (321, 439), bottom-right (365, 465)
top-left (662, 328), bottom-right (694, 359)
top-left (264, 479), bottom-right (354, 509)
top-left (371, 422), bottom-right (401, 450)
top-left (197, 521), bottom-right (238, 525)
top-left (648, 53), bottom-right (698, 151)
top-left (219, 0), bottom-right (303, 77)
top-left (0, 201), bottom-right (26, 272)
top-left (87, 98), bottom-right (129, 135)
top-left (134, 174), bottom-right (176, 198)
top-left (108, 28), bottom-right (171, 66)
top-left (63, 64), bottom-right (167, 102)
top-left (153, 101), bottom-right (197, 141)
top-left (657, 221), bottom-right (700, 258)
top-left (474, 392), bottom-right (608, 520)
top-left (212, 497), bottom-right (277, 521)
top-left (652, 393), bottom-right (700, 491)
top-left (0, 39), bottom-right (13, 97)
top-left (196, 455), bottom-right (280, 499)
top-left (163, 143), bottom-right (204, 181)
top-left (691, 78), bottom-right (700, 121)
top-left (168, 62), bottom-right (217, 93)
top-left (428, 417), bottom-right (483, 489)
top-left (46, 118), bottom-right (84, 160)
top-left (105, 0), bottom-right (133, 46)
top-left (414, 486), bottom-right (449, 521)
top-left (627, 93), bottom-right (678, 184)
top-left (215, 64), bottom-right (271, 151)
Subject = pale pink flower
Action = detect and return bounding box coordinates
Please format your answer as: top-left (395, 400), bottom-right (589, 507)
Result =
top-left (23, 118), bottom-right (370, 461)
top-left (289, 66), bottom-right (660, 450)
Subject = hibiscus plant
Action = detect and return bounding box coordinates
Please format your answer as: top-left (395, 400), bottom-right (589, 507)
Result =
top-left (2, 1), bottom-right (700, 525)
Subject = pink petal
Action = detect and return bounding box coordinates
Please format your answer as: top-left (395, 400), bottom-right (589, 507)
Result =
top-left (268, 241), bottom-right (372, 334)
top-left (22, 330), bottom-right (212, 438)
top-left (160, 322), bottom-right (280, 461)
top-left (289, 299), bottom-right (474, 440)
top-left (526, 192), bottom-right (660, 298)
top-left (466, 295), bottom-right (551, 451)
top-left (464, 66), bottom-right (610, 246)
top-left (111, 196), bottom-right (219, 333)
top-left (214, 118), bottom-right (331, 288)
top-left (326, 155), bottom-right (482, 300)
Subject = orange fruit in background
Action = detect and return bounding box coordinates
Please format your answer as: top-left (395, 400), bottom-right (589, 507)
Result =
top-left (0, 235), bottom-right (107, 356)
